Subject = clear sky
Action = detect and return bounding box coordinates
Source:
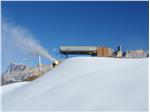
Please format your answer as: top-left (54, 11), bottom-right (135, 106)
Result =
top-left (2, 1), bottom-right (149, 71)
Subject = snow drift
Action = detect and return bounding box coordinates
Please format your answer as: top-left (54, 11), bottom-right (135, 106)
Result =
top-left (1, 57), bottom-right (148, 111)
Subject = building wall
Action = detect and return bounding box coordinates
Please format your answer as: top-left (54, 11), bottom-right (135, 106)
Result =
top-left (97, 47), bottom-right (113, 57)
top-left (124, 50), bottom-right (148, 58)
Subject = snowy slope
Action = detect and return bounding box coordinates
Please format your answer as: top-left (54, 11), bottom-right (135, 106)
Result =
top-left (2, 57), bottom-right (148, 111)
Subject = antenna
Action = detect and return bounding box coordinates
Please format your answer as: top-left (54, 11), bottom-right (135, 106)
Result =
top-left (37, 52), bottom-right (42, 72)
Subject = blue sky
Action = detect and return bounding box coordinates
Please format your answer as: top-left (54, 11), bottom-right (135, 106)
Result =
top-left (2, 1), bottom-right (149, 71)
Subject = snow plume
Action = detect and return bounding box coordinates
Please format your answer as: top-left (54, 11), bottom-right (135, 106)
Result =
top-left (2, 21), bottom-right (57, 62)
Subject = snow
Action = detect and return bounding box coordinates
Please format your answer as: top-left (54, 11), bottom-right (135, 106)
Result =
top-left (1, 82), bottom-right (30, 96)
top-left (1, 57), bottom-right (148, 111)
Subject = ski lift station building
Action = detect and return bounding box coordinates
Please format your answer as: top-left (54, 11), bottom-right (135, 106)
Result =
top-left (59, 46), bottom-right (148, 58)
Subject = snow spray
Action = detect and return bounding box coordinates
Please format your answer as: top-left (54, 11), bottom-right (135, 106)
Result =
top-left (2, 21), bottom-right (57, 62)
